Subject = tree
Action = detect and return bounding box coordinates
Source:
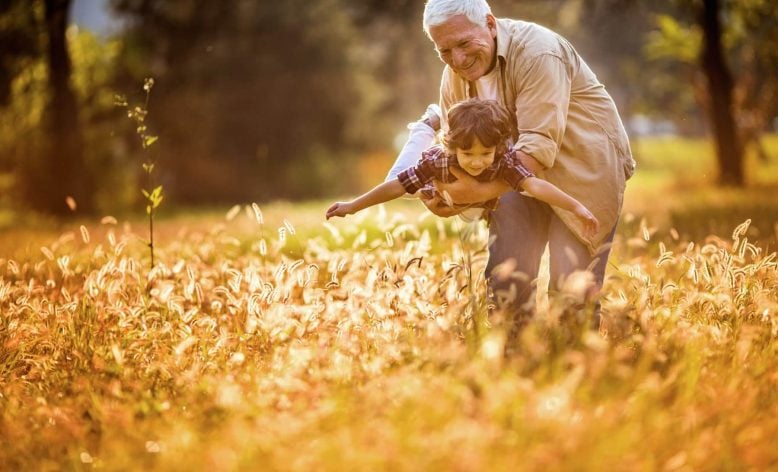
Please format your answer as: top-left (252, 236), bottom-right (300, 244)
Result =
top-left (644, 0), bottom-right (778, 186)
top-left (41, 0), bottom-right (93, 212)
top-left (697, 0), bottom-right (741, 185)
top-left (0, 0), bottom-right (93, 214)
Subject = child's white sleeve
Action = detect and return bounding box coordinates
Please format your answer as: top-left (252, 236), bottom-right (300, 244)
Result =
top-left (385, 121), bottom-right (437, 182)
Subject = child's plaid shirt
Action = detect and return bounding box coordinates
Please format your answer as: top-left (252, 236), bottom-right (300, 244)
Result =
top-left (396, 144), bottom-right (535, 210)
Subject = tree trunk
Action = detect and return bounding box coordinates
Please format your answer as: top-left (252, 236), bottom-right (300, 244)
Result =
top-left (39, 0), bottom-right (92, 214)
top-left (698, 0), bottom-right (743, 186)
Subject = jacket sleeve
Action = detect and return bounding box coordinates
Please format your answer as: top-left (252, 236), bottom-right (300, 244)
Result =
top-left (512, 53), bottom-right (572, 169)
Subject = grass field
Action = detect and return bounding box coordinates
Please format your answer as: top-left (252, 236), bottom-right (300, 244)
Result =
top-left (623, 133), bottom-right (778, 245)
top-left (1, 136), bottom-right (777, 470)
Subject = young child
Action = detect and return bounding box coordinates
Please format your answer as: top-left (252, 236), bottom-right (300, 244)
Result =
top-left (326, 99), bottom-right (599, 236)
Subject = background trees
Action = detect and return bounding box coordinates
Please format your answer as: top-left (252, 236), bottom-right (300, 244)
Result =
top-left (1, 0), bottom-right (123, 215)
top-left (42, 0), bottom-right (93, 213)
top-left (0, 0), bottom-right (776, 216)
top-left (643, 0), bottom-right (778, 185)
top-left (1, 0), bottom-right (95, 214)
top-left (110, 0), bottom-right (376, 203)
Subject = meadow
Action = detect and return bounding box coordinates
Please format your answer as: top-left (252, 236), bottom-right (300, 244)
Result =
top-left (1, 135), bottom-right (777, 470)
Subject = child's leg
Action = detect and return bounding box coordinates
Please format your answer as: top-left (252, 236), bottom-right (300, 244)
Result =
top-left (384, 104), bottom-right (440, 182)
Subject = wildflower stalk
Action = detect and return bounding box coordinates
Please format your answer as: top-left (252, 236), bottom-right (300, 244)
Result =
top-left (454, 216), bottom-right (489, 352)
top-left (116, 78), bottom-right (163, 270)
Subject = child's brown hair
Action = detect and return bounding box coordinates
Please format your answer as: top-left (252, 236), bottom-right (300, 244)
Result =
top-left (442, 99), bottom-right (514, 155)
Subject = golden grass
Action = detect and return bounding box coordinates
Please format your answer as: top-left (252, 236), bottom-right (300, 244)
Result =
top-left (0, 203), bottom-right (776, 471)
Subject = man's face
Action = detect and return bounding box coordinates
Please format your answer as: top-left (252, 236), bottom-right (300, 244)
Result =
top-left (429, 14), bottom-right (497, 82)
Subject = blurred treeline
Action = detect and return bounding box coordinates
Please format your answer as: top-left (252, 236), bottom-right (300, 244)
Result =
top-left (0, 0), bottom-right (776, 216)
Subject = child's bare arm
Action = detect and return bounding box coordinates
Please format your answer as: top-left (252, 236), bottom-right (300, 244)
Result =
top-left (520, 177), bottom-right (600, 236)
top-left (326, 179), bottom-right (407, 219)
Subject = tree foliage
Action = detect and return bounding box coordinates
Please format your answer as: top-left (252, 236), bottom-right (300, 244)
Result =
top-left (109, 0), bottom-right (386, 203)
top-left (642, 0), bottom-right (778, 184)
top-left (0, 3), bottom-right (127, 214)
top-left (1, 0), bottom-right (98, 214)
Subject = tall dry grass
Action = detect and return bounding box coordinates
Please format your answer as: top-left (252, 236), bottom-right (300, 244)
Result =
top-left (0, 205), bottom-right (776, 470)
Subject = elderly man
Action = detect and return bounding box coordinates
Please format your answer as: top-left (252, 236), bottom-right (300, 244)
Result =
top-left (390, 0), bottom-right (635, 329)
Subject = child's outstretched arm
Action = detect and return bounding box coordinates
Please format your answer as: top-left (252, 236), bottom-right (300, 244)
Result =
top-left (326, 179), bottom-right (407, 219)
top-left (520, 177), bottom-right (600, 236)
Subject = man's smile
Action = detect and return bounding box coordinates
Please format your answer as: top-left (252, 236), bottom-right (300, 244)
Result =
top-left (460, 59), bottom-right (476, 71)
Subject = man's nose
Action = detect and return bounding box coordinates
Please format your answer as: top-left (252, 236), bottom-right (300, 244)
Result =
top-left (451, 47), bottom-right (467, 67)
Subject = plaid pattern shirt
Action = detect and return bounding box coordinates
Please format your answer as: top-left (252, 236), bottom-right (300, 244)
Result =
top-left (397, 145), bottom-right (535, 210)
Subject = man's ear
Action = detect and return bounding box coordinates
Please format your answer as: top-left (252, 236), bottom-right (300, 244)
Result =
top-left (486, 14), bottom-right (497, 37)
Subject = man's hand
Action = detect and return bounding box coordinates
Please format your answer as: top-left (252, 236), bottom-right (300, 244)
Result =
top-left (419, 194), bottom-right (464, 218)
top-left (434, 167), bottom-right (510, 204)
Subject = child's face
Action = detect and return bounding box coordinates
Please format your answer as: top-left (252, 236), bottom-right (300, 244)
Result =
top-left (455, 138), bottom-right (496, 176)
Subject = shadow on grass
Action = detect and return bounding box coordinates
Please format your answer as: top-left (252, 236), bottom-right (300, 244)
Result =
top-left (668, 204), bottom-right (777, 247)
top-left (623, 178), bottom-right (778, 249)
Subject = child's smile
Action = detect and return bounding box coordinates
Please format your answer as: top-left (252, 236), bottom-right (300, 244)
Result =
top-left (455, 138), bottom-right (496, 176)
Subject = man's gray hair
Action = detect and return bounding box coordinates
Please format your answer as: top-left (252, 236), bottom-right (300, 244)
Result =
top-left (423, 0), bottom-right (492, 36)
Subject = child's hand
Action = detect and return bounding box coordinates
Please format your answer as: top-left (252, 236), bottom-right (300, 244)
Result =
top-left (326, 201), bottom-right (355, 220)
top-left (574, 204), bottom-right (599, 237)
